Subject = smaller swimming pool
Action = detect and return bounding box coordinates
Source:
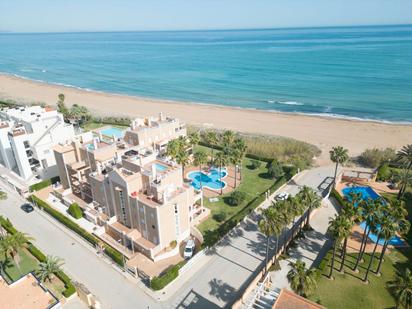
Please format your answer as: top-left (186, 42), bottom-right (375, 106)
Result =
top-left (342, 186), bottom-right (404, 246)
top-left (188, 168), bottom-right (227, 191)
top-left (155, 163), bottom-right (168, 172)
top-left (100, 127), bottom-right (125, 139)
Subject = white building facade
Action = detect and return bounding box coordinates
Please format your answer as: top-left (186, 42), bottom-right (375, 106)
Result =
top-left (0, 105), bottom-right (75, 182)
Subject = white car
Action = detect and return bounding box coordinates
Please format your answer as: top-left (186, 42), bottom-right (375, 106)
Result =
top-left (276, 192), bottom-right (289, 201)
top-left (184, 239), bottom-right (195, 259)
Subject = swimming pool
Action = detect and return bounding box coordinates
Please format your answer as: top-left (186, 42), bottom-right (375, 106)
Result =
top-left (188, 168), bottom-right (227, 191)
top-left (342, 186), bottom-right (404, 246)
top-left (100, 127), bottom-right (125, 139)
top-left (155, 163), bottom-right (168, 172)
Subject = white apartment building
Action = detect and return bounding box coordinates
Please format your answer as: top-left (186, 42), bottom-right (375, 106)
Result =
top-left (0, 105), bottom-right (75, 182)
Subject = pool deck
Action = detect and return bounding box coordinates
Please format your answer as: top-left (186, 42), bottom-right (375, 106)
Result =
top-left (185, 165), bottom-right (240, 198)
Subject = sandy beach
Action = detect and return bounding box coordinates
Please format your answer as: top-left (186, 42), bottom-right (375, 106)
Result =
top-left (1, 74), bottom-right (411, 165)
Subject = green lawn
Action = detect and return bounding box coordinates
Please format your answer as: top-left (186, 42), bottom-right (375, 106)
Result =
top-left (194, 145), bottom-right (276, 233)
top-left (1, 248), bottom-right (38, 281)
top-left (310, 188), bottom-right (412, 308)
top-left (310, 247), bottom-right (412, 308)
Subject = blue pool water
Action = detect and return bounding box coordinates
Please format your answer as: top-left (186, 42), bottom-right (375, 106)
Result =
top-left (342, 186), bottom-right (404, 246)
top-left (155, 163), bottom-right (168, 172)
top-left (188, 168), bottom-right (227, 191)
top-left (100, 127), bottom-right (125, 139)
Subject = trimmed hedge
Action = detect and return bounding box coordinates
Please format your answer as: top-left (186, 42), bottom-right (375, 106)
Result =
top-left (68, 203), bottom-right (83, 219)
top-left (0, 216), bottom-right (76, 297)
top-left (330, 188), bottom-right (347, 208)
top-left (29, 176), bottom-right (60, 192)
top-left (29, 195), bottom-right (124, 267)
top-left (150, 264), bottom-right (180, 290)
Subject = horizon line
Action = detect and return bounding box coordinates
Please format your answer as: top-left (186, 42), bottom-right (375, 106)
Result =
top-left (1, 22), bottom-right (411, 35)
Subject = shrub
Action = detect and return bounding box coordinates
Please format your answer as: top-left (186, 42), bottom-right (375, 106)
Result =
top-left (29, 176), bottom-right (60, 192)
top-left (67, 203), bottom-right (83, 219)
top-left (103, 245), bottom-right (124, 267)
top-left (377, 163), bottom-right (392, 181)
top-left (359, 147), bottom-right (396, 168)
top-left (213, 213), bottom-right (227, 223)
top-left (227, 191), bottom-right (247, 206)
top-left (169, 240), bottom-right (177, 249)
top-left (283, 165), bottom-right (298, 180)
top-left (249, 160), bottom-right (262, 170)
top-left (267, 159), bottom-right (284, 179)
top-left (150, 264), bottom-right (180, 290)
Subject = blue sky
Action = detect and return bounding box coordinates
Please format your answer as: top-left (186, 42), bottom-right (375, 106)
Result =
top-left (1, 0), bottom-right (412, 32)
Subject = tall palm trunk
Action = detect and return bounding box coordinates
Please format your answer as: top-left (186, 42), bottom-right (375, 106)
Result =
top-left (199, 164), bottom-right (202, 189)
top-left (333, 162), bottom-right (339, 184)
top-left (375, 240), bottom-right (388, 275)
top-left (353, 226), bottom-right (370, 271)
top-left (329, 240), bottom-right (337, 279)
top-left (264, 236), bottom-right (269, 274)
top-left (219, 164), bottom-right (223, 195)
top-left (234, 165), bottom-right (237, 188)
top-left (364, 235), bottom-right (381, 283)
top-left (339, 238), bottom-right (348, 272)
top-left (306, 209), bottom-right (311, 227)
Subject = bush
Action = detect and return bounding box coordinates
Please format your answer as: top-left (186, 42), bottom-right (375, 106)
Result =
top-left (377, 163), bottom-right (392, 181)
top-left (169, 240), bottom-right (177, 249)
top-left (150, 264), bottom-right (180, 290)
top-left (267, 159), bottom-right (284, 179)
top-left (227, 191), bottom-right (247, 206)
top-left (103, 245), bottom-right (124, 267)
top-left (283, 165), bottom-right (298, 180)
top-left (29, 176), bottom-right (60, 192)
top-left (67, 203), bottom-right (83, 219)
top-left (249, 160), bottom-right (262, 170)
top-left (359, 147), bottom-right (396, 168)
top-left (213, 213), bottom-right (227, 222)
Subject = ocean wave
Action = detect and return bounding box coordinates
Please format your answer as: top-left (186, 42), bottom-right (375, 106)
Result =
top-left (267, 100), bottom-right (304, 106)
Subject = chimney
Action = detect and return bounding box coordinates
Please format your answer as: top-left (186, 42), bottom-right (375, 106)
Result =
top-left (159, 112), bottom-right (164, 121)
top-left (93, 137), bottom-right (98, 150)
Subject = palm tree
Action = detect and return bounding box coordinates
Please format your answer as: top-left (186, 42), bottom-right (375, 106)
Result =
top-left (0, 190), bottom-right (7, 200)
top-left (193, 151), bottom-right (208, 189)
top-left (298, 186), bottom-right (321, 228)
top-left (337, 216), bottom-right (352, 273)
top-left (36, 255), bottom-right (64, 283)
top-left (176, 151), bottom-right (190, 180)
top-left (329, 146), bottom-right (349, 184)
top-left (288, 197), bottom-right (304, 239)
top-left (222, 130), bottom-right (235, 147)
top-left (393, 168), bottom-right (412, 200)
top-left (328, 215), bottom-right (348, 279)
top-left (388, 268), bottom-right (412, 309)
top-left (204, 131), bottom-right (218, 164)
top-left (214, 152), bottom-right (228, 195)
top-left (287, 260), bottom-right (317, 297)
top-left (188, 131), bottom-right (200, 147)
top-left (275, 199), bottom-right (291, 253)
top-left (397, 144), bottom-right (412, 173)
top-left (1, 232), bottom-right (34, 268)
top-left (230, 149), bottom-right (242, 188)
top-left (233, 138), bottom-right (247, 181)
top-left (259, 209), bottom-right (275, 274)
top-left (353, 199), bottom-right (377, 272)
top-left (363, 212), bottom-right (386, 283)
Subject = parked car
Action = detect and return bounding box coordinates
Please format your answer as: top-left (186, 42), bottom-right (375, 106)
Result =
top-left (184, 239), bottom-right (195, 259)
top-left (275, 192), bottom-right (289, 201)
top-left (21, 203), bottom-right (34, 213)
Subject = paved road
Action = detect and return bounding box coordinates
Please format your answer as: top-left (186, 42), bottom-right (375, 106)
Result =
top-left (0, 165), bottom-right (335, 309)
top-left (166, 165), bottom-right (337, 308)
top-left (0, 184), bottom-right (162, 309)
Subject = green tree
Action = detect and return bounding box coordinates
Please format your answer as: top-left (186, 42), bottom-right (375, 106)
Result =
top-left (193, 151), bottom-right (208, 189)
top-left (214, 152), bottom-right (229, 195)
top-left (36, 255), bottom-right (65, 283)
top-left (0, 232), bottom-right (34, 268)
top-left (267, 159), bottom-right (284, 179)
top-left (204, 131), bottom-right (218, 163)
top-left (393, 168), bottom-right (412, 200)
top-left (388, 268), bottom-right (412, 309)
top-left (259, 209), bottom-right (275, 274)
top-left (57, 93), bottom-right (69, 118)
top-left (287, 260), bottom-right (317, 297)
top-left (230, 148), bottom-right (242, 188)
top-left (233, 138), bottom-right (247, 181)
top-left (221, 130), bottom-right (235, 147)
top-left (188, 131), bottom-right (200, 147)
top-left (329, 146), bottom-right (349, 184)
top-left (68, 203), bottom-right (83, 219)
top-left (298, 186), bottom-right (321, 228)
top-left (397, 144), bottom-right (412, 173)
top-left (328, 215), bottom-right (349, 279)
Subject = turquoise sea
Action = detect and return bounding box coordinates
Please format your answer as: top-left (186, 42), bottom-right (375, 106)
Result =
top-left (0, 25), bottom-right (412, 122)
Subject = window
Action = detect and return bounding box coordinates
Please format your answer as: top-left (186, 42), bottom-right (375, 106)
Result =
top-left (119, 190), bottom-right (127, 223)
top-left (41, 159), bottom-right (48, 169)
top-left (23, 141), bottom-right (30, 149)
top-left (152, 224), bottom-right (156, 229)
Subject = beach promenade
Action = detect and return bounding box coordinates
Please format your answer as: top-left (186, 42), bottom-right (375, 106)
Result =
top-left (1, 74), bottom-right (412, 165)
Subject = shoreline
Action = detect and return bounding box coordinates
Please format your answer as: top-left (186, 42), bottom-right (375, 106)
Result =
top-left (2, 72), bottom-right (411, 126)
top-left (1, 73), bottom-right (412, 165)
